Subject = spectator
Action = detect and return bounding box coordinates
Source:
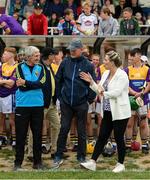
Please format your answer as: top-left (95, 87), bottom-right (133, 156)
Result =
top-left (129, 0), bottom-right (143, 16)
top-left (22, 12), bottom-right (32, 33)
top-left (53, 39), bottom-right (96, 168)
top-left (44, 0), bottom-right (64, 18)
top-left (9, 0), bottom-right (24, 17)
top-left (13, 10), bottom-right (25, 25)
top-left (98, 7), bottom-right (119, 36)
top-left (0, 14), bottom-right (25, 35)
top-left (64, 0), bottom-right (78, 20)
top-left (139, 0), bottom-right (150, 18)
top-left (23, 0), bottom-right (34, 17)
top-left (48, 12), bottom-right (59, 35)
top-left (57, 8), bottom-right (78, 35)
top-left (146, 14), bottom-right (150, 35)
top-left (135, 12), bottom-right (145, 34)
top-left (14, 46), bottom-right (45, 171)
top-left (120, 7), bottom-right (141, 35)
top-left (102, 0), bottom-right (115, 15)
top-left (39, 0), bottom-right (48, 17)
top-left (27, 3), bottom-right (48, 35)
top-left (91, 0), bottom-right (101, 17)
top-left (77, 2), bottom-right (98, 36)
top-left (114, 0), bottom-right (126, 19)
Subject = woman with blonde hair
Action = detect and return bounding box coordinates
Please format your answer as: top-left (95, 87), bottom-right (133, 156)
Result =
top-left (80, 50), bottom-right (131, 173)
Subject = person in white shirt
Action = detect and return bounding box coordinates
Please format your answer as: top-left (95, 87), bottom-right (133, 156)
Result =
top-left (77, 2), bottom-right (98, 36)
top-left (79, 50), bottom-right (131, 173)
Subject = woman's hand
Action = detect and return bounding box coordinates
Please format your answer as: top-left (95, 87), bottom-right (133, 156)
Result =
top-left (80, 72), bottom-right (93, 84)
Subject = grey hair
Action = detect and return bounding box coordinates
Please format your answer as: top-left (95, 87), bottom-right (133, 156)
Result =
top-left (24, 46), bottom-right (39, 57)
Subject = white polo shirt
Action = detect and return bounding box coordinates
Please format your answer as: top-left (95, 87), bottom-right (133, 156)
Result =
top-left (77, 13), bottom-right (98, 35)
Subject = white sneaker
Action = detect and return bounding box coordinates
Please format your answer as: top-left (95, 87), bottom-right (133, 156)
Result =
top-left (12, 141), bottom-right (16, 146)
top-left (80, 159), bottom-right (96, 171)
top-left (112, 163), bottom-right (125, 173)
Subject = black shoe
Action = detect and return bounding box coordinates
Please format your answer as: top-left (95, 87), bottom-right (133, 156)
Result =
top-left (32, 163), bottom-right (45, 170)
top-left (2, 136), bottom-right (8, 146)
top-left (142, 144), bottom-right (149, 154)
top-left (77, 156), bottom-right (86, 163)
top-left (13, 164), bottom-right (22, 171)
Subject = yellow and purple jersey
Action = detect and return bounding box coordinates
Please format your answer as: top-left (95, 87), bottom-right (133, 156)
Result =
top-left (100, 64), bottom-right (106, 76)
top-left (125, 65), bottom-right (150, 104)
top-left (0, 62), bottom-right (18, 97)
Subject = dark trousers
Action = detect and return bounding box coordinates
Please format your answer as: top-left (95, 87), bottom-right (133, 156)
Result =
top-left (92, 111), bottom-right (128, 164)
top-left (56, 101), bottom-right (88, 159)
top-left (14, 107), bottom-right (44, 166)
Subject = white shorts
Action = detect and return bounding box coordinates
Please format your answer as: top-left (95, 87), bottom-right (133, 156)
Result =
top-left (0, 94), bottom-right (15, 114)
top-left (132, 105), bottom-right (147, 116)
top-left (95, 102), bottom-right (101, 114)
top-left (88, 102), bottom-right (95, 113)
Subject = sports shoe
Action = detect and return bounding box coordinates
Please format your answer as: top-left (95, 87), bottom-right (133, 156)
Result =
top-left (0, 140), bottom-right (2, 149)
top-left (112, 163), bottom-right (125, 173)
top-left (52, 156), bottom-right (63, 169)
top-left (80, 159), bottom-right (96, 171)
top-left (72, 144), bottom-right (78, 152)
top-left (42, 144), bottom-right (49, 154)
top-left (12, 141), bottom-right (16, 149)
top-left (2, 136), bottom-right (8, 146)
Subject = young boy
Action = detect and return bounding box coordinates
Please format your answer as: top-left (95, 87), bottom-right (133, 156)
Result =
top-left (77, 2), bottom-right (98, 36)
top-left (57, 8), bottom-right (78, 35)
top-left (120, 7), bottom-right (141, 35)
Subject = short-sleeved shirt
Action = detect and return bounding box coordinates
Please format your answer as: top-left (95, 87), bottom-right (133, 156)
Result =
top-left (124, 65), bottom-right (150, 104)
top-left (0, 62), bottom-right (18, 97)
top-left (77, 13), bottom-right (98, 35)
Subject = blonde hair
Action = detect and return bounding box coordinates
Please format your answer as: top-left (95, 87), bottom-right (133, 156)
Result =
top-left (106, 50), bottom-right (122, 67)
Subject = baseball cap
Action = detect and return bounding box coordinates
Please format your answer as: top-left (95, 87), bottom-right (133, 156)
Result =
top-left (141, 55), bottom-right (148, 62)
top-left (34, 3), bottom-right (43, 9)
top-left (67, 39), bottom-right (83, 51)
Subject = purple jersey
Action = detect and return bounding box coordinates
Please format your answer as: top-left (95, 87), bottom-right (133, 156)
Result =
top-left (0, 63), bottom-right (17, 97)
top-left (0, 14), bottom-right (25, 35)
top-left (124, 65), bottom-right (150, 104)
